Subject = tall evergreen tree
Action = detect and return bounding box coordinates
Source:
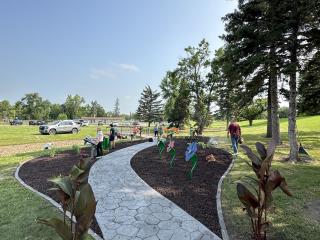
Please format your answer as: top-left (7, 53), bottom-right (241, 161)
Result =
top-left (298, 53), bottom-right (320, 115)
top-left (136, 86), bottom-right (162, 127)
top-left (213, 47), bottom-right (243, 129)
top-left (222, 0), bottom-right (283, 144)
top-left (113, 98), bottom-right (120, 117)
top-left (279, 0), bottom-right (320, 161)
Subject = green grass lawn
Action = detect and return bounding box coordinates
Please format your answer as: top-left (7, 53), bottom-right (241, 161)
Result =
top-left (0, 149), bottom-right (94, 240)
top-left (1, 116), bottom-right (319, 239)
top-left (0, 125), bottom-right (99, 146)
top-left (216, 116), bottom-right (320, 240)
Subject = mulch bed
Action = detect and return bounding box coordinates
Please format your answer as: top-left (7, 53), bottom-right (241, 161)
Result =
top-left (131, 137), bottom-right (232, 238)
top-left (18, 139), bottom-right (147, 239)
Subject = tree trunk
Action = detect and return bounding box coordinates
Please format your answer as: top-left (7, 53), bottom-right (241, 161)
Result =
top-left (288, 27), bottom-right (300, 162)
top-left (270, 46), bottom-right (281, 145)
top-left (266, 81), bottom-right (272, 138)
top-left (249, 119), bottom-right (253, 126)
top-left (226, 118), bottom-right (229, 131)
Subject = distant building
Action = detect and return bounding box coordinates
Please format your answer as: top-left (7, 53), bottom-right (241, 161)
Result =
top-left (81, 116), bottom-right (123, 124)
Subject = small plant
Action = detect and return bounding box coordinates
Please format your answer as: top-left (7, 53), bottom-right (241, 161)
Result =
top-left (197, 141), bottom-right (207, 149)
top-left (72, 145), bottom-right (80, 154)
top-left (237, 141), bottom-right (292, 240)
top-left (37, 157), bottom-right (96, 240)
top-left (42, 147), bottom-right (56, 158)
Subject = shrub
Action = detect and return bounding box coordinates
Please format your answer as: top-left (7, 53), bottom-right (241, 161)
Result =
top-left (72, 145), bottom-right (80, 154)
top-left (237, 141), bottom-right (292, 240)
top-left (42, 148), bottom-right (56, 158)
top-left (37, 157), bottom-right (96, 240)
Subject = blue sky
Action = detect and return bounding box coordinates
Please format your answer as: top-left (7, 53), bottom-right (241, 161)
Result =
top-left (0, 0), bottom-right (237, 114)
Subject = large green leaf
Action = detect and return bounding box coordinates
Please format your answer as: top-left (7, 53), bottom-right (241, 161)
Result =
top-left (255, 142), bottom-right (267, 159)
top-left (37, 218), bottom-right (72, 240)
top-left (74, 183), bottom-right (96, 219)
top-left (70, 165), bottom-right (85, 180)
top-left (76, 172), bottom-right (89, 185)
top-left (75, 199), bottom-right (97, 239)
top-left (78, 157), bottom-right (91, 171)
top-left (49, 176), bottom-right (73, 197)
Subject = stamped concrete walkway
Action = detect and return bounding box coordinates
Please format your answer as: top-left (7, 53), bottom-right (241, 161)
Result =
top-left (89, 142), bottom-right (221, 240)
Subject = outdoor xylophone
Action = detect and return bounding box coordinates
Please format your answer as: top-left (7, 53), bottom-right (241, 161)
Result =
top-left (83, 136), bottom-right (98, 158)
top-left (185, 141), bottom-right (198, 179)
top-left (167, 141), bottom-right (176, 168)
top-left (157, 138), bottom-right (166, 159)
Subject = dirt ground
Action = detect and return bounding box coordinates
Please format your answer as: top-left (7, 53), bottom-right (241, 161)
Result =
top-left (131, 138), bottom-right (232, 238)
top-left (0, 140), bottom-right (84, 157)
top-left (19, 139), bottom-right (147, 239)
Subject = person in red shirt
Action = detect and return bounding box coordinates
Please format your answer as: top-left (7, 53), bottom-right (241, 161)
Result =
top-left (227, 118), bottom-right (241, 154)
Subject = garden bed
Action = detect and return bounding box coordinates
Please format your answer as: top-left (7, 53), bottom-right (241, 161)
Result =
top-left (18, 139), bottom-right (147, 239)
top-left (131, 137), bottom-right (232, 238)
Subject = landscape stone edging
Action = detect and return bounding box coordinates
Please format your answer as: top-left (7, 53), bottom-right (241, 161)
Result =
top-left (89, 141), bottom-right (222, 240)
top-left (216, 153), bottom-right (236, 240)
top-left (128, 142), bottom-right (220, 236)
top-left (14, 159), bottom-right (103, 240)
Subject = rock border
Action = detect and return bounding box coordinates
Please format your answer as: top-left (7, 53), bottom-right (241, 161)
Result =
top-left (216, 154), bottom-right (236, 240)
top-left (15, 160), bottom-right (103, 240)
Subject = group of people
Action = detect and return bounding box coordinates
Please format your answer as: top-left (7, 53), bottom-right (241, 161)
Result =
top-left (96, 124), bottom-right (116, 157)
top-left (96, 119), bottom-right (241, 157)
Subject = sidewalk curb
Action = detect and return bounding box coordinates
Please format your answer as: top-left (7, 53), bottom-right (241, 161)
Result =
top-left (216, 154), bottom-right (236, 240)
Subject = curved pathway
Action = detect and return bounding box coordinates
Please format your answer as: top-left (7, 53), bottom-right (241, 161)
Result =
top-left (89, 142), bottom-right (221, 240)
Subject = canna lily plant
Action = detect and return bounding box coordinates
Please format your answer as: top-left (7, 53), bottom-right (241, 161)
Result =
top-left (237, 141), bottom-right (292, 240)
top-left (37, 157), bottom-right (97, 240)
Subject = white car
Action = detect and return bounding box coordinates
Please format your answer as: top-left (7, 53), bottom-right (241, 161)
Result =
top-left (39, 120), bottom-right (80, 135)
top-left (111, 122), bottom-right (119, 126)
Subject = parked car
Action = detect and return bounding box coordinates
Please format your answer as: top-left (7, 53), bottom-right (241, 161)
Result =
top-left (77, 119), bottom-right (89, 127)
top-left (10, 118), bottom-right (23, 125)
top-left (39, 120), bottom-right (80, 135)
top-left (112, 122), bottom-right (119, 126)
top-left (29, 120), bottom-right (46, 125)
top-left (132, 121), bottom-right (140, 126)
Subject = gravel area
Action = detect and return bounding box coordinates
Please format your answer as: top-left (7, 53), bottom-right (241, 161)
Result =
top-left (0, 140), bottom-right (84, 157)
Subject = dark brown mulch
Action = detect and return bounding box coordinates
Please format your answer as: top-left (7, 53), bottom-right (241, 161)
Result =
top-left (18, 139), bottom-right (147, 239)
top-left (131, 138), bottom-right (232, 238)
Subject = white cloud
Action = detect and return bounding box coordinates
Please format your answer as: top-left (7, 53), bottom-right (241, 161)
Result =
top-left (118, 63), bottom-right (140, 72)
top-left (125, 95), bottom-right (132, 99)
top-left (90, 68), bottom-right (116, 79)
